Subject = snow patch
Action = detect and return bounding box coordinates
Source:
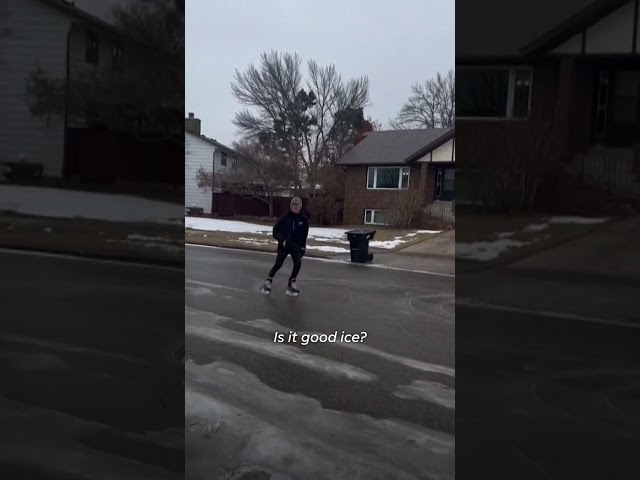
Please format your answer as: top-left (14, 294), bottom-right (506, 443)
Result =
top-left (394, 380), bottom-right (455, 409)
top-left (548, 216), bottom-right (609, 225)
top-left (244, 318), bottom-right (455, 378)
top-left (306, 245), bottom-right (350, 253)
top-left (0, 185), bottom-right (183, 223)
top-left (456, 239), bottom-right (531, 261)
top-left (185, 218), bottom-right (437, 249)
top-left (523, 223), bottom-right (548, 232)
top-left (185, 361), bottom-right (454, 479)
top-left (186, 217), bottom-right (271, 233)
top-left (185, 307), bottom-right (376, 382)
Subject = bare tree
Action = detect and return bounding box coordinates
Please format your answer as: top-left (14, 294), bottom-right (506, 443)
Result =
top-left (24, 0), bottom-right (183, 142)
top-left (383, 190), bottom-right (425, 228)
top-left (390, 69), bottom-right (455, 129)
top-left (231, 51), bottom-right (370, 196)
top-left (464, 115), bottom-right (560, 212)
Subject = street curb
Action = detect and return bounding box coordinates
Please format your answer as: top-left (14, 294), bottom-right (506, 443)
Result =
top-left (454, 217), bottom-right (625, 273)
top-left (387, 251), bottom-right (455, 260)
top-left (499, 266), bottom-right (640, 288)
top-left (0, 243), bottom-right (184, 268)
top-left (184, 241), bottom-right (333, 259)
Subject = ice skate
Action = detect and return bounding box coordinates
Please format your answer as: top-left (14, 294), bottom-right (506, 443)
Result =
top-left (286, 278), bottom-right (299, 296)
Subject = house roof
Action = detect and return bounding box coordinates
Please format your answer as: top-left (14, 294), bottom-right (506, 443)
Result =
top-left (38, 0), bottom-right (124, 36)
top-left (456, 0), bottom-right (620, 60)
top-left (335, 128), bottom-right (454, 166)
top-left (186, 131), bottom-right (239, 155)
top-left (38, 0), bottom-right (160, 53)
top-left (521, 0), bottom-right (631, 55)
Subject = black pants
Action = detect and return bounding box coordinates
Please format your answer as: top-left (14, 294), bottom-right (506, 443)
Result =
top-left (268, 244), bottom-right (302, 280)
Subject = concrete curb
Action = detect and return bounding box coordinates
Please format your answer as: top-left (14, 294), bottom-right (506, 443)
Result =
top-left (0, 243), bottom-right (184, 268)
top-left (185, 241), bottom-right (333, 259)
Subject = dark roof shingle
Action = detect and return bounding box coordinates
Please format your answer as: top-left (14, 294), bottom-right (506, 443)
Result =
top-left (456, 0), bottom-right (605, 59)
top-left (336, 128), bottom-right (454, 166)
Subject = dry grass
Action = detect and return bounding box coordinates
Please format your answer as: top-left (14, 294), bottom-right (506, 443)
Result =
top-left (0, 215), bottom-right (184, 265)
top-left (185, 224), bottom-right (438, 255)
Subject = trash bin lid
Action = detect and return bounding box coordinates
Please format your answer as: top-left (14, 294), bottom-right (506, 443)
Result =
top-left (346, 229), bottom-right (377, 235)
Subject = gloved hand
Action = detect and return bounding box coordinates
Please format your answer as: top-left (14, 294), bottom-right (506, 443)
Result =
top-left (301, 246), bottom-right (306, 257)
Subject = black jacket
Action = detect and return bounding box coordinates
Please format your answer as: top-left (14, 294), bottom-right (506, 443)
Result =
top-left (273, 211), bottom-right (309, 248)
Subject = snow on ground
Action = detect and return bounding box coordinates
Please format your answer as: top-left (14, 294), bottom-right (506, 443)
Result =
top-left (457, 216), bottom-right (609, 261)
top-left (306, 245), bottom-right (350, 253)
top-left (522, 216), bottom-right (609, 233)
top-left (394, 380), bottom-right (455, 410)
top-left (104, 233), bottom-right (184, 252)
top-left (186, 217), bottom-right (435, 250)
top-left (185, 217), bottom-right (272, 233)
top-left (548, 216), bottom-right (609, 225)
top-left (456, 239), bottom-right (532, 261)
top-left (0, 185), bottom-right (183, 224)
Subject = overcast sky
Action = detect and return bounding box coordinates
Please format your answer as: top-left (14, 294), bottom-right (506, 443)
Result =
top-left (186, 0), bottom-right (454, 147)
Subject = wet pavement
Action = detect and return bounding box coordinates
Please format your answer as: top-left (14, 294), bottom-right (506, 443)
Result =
top-left (185, 245), bottom-right (455, 480)
top-left (456, 269), bottom-right (640, 480)
top-left (0, 250), bottom-right (184, 479)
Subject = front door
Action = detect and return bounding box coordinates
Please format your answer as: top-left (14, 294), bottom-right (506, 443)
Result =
top-left (435, 166), bottom-right (455, 201)
top-left (598, 69), bottom-right (640, 146)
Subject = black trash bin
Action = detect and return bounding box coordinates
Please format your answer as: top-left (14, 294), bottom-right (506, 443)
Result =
top-left (346, 229), bottom-right (376, 263)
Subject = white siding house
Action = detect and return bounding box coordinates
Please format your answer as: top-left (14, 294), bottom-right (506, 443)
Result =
top-left (1, 0), bottom-right (70, 176)
top-left (0, 0), bottom-right (141, 177)
top-left (185, 133), bottom-right (215, 213)
top-left (185, 113), bottom-right (242, 214)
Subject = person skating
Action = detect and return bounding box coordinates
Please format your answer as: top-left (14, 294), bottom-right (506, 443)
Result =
top-left (261, 197), bottom-right (309, 296)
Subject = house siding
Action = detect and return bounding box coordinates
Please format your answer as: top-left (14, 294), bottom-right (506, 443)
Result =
top-left (185, 133), bottom-right (240, 213)
top-left (430, 138), bottom-right (455, 162)
top-left (343, 163), bottom-right (425, 225)
top-left (185, 133), bottom-right (215, 212)
top-left (0, 0), bottom-right (143, 177)
top-left (0, 0), bottom-right (71, 176)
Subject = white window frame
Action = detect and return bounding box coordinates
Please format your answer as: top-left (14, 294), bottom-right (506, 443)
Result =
top-left (364, 209), bottom-right (388, 226)
top-left (366, 166), bottom-right (410, 190)
top-left (456, 66), bottom-right (534, 120)
top-left (111, 42), bottom-right (123, 67)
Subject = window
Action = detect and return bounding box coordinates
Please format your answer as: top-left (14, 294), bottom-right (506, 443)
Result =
top-left (112, 42), bottom-right (123, 67)
top-left (221, 152), bottom-right (227, 166)
top-left (457, 67), bottom-right (532, 119)
top-left (86, 31), bottom-right (99, 64)
top-left (232, 155), bottom-right (237, 167)
top-left (367, 166), bottom-right (410, 189)
top-left (364, 209), bottom-right (388, 225)
top-left (435, 167), bottom-right (455, 201)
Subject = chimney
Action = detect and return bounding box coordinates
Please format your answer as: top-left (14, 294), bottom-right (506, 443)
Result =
top-left (353, 121), bottom-right (374, 146)
top-left (185, 112), bottom-right (201, 135)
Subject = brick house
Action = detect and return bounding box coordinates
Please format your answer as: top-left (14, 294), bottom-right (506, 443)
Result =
top-left (336, 128), bottom-right (455, 226)
top-left (457, 0), bottom-right (640, 206)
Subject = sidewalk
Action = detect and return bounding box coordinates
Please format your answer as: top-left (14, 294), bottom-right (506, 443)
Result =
top-left (506, 215), bottom-right (640, 283)
top-left (370, 230), bottom-right (455, 275)
top-left (457, 216), bottom-right (640, 326)
top-left (398, 230), bottom-right (454, 257)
